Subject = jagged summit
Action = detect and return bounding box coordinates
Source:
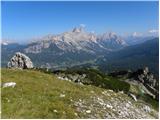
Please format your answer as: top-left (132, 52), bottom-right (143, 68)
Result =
top-left (72, 27), bottom-right (83, 33)
top-left (24, 27), bottom-right (127, 54)
top-left (97, 32), bottom-right (127, 49)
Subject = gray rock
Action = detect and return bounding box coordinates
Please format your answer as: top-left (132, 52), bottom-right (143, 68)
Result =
top-left (125, 103), bottom-right (130, 108)
top-left (143, 105), bottom-right (151, 113)
top-left (86, 110), bottom-right (91, 113)
top-left (143, 67), bottom-right (149, 75)
top-left (72, 27), bottom-right (82, 33)
top-left (56, 73), bottom-right (87, 84)
top-left (3, 82), bottom-right (16, 88)
top-left (8, 52), bottom-right (33, 69)
top-left (129, 93), bottom-right (137, 101)
top-left (128, 67), bottom-right (158, 100)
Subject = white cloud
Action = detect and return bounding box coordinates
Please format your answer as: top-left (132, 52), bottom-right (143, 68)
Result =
top-left (148, 29), bottom-right (159, 33)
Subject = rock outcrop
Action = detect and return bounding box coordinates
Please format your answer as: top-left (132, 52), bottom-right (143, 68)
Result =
top-left (108, 67), bottom-right (159, 100)
top-left (7, 52), bottom-right (33, 69)
top-left (55, 72), bottom-right (87, 85)
top-left (132, 67), bottom-right (157, 87)
top-left (132, 67), bottom-right (159, 100)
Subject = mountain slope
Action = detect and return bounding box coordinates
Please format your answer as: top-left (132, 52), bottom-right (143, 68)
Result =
top-left (20, 28), bottom-right (127, 68)
top-left (124, 35), bottom-right (156, 46)
top-left (97, 38), bottom-right (159, 77)
top-left (24, 27), bottom-right (104, 54)
top-left (97, 32), bottom-right (127, 49)
top-left (1, 69), bottom-right (158, 119)
top-left (24, 28), bottom-right (126, 54)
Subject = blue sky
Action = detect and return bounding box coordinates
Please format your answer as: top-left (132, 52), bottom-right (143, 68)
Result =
top-left (2, 1), bottom-right (159, 42)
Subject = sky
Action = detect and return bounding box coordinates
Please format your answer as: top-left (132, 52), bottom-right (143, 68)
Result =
top-left (2, 1), bottom-right (159, 43)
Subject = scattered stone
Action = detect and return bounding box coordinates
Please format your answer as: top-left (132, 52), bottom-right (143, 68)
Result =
top-left (102, 91), bottom-right (108, 95)
top-left (53, 110), bottom-right (58, 113)
top-left (73, 93), bottom-right (158, 119)
top-left (7, 52), bottom-right (33, 69)
top-left (97, 97), bottom-right (105, 106)
top-left (60, 94), bottom-right (65, 98)
top-left (106, 104), bottom-right (113, 109)
top-left (86, 110), bottom-right (91, 113)
top-left (57, 76), bottom-right (64, 80)
top-left (129, 93), bottom-right (137, 102)
top-left (128, 101), bottom-right (132, 105)
top-left (3, 82), bottom-right (16, 88)
top-left (108, 90), bottom-right (114, 92)
top-left (119, 91), bottom-right (124, 94)
top-left (125, 103), bottom-right (130, 108)
top-left (143, 105), bottom-right (151, 113)
top-left (74, 112), bottom-right (78, 116)
top-left (79, 82), bottom-right (84, 85)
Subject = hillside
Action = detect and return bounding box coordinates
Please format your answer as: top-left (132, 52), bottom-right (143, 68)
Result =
top-left (97, 38), bottom-right (159, 77)
top-left (1, 69), bottom-right (158, 119)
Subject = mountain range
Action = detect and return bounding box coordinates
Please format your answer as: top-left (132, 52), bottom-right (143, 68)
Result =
top-left (24, 27), bottom-right (127, 54)
top-left (1, 27), bottom-right (159, 76)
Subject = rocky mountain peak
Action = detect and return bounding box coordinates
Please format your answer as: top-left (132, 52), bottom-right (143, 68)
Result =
top-left (100, 32), bottom-right (117, 40)
top-left (108, 32), bottom-right (117, 39)
top-left (24, 27), bottom-right (128, 54)
top-left (72, 27), bottom-right (83, 33)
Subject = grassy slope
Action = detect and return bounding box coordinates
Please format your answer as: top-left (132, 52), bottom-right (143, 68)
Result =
top-left (1, 69), bottom-right (107, 118)
top-left (1, 69), bottom-right (158, 119)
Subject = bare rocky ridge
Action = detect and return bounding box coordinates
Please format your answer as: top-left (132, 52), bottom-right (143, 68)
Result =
top-left (24, 27), bottom-right (126, 54)
top-left (109, 67), bottom-right (159, 100)
top-left (7, 52), bottom-right (33, 69)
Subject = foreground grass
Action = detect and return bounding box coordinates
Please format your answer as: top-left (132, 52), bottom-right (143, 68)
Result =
top-left (1, 69), bottom-right (158, 119)
top-left (1, 69), bottom-right (107, 118)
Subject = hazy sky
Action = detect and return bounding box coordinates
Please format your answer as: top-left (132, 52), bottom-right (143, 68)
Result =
top-left (2, 1), bottom-right (159, 42)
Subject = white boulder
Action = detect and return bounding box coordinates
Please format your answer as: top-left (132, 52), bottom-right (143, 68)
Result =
top-left (3, 82), bottom-right (16, 88)
top-left (7, 52), bottom-right (33, 69)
